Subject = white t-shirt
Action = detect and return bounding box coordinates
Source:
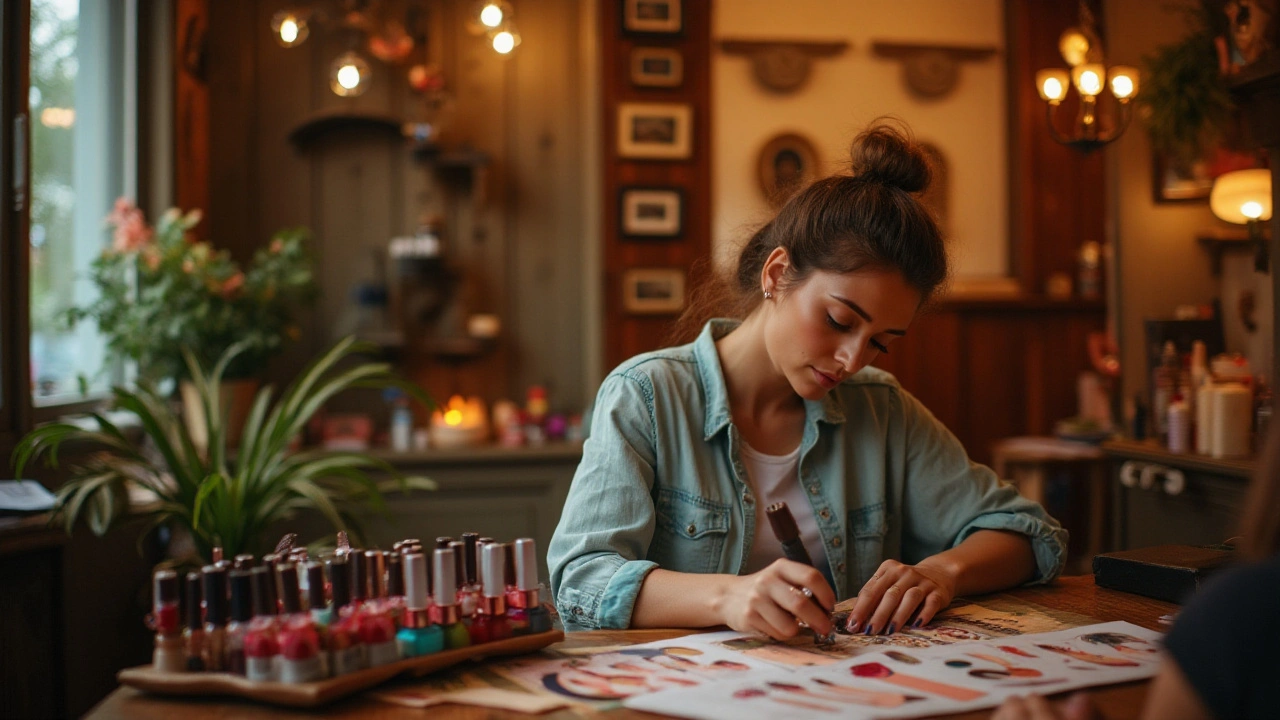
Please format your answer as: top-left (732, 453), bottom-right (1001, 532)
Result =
top-left (741, 441), bottom-right (832, 583)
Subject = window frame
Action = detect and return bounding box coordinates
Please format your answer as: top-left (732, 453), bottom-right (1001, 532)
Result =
top-left (1, 0), bottom-right (33, 454)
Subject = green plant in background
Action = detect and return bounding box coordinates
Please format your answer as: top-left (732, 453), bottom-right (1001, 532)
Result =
top-left (11, 337), bottom-right (436, 563)
top-left (67, 198), bottom-right (316, 385)
top-left (1137, 0), bottom-right (1235, 173)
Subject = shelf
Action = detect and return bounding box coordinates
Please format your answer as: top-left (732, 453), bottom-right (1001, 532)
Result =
top-left (1197, 228), bottom-right (1266, 275)
top-left (287, 111), bottom-right (405, 148)
top-left (1100, 438), bottom-right (1256, 479)
top-left (367, 441), bottom-right (584, 467)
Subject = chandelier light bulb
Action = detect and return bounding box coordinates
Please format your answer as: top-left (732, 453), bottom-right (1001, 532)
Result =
top-left (271, 11), bottom-right (309, 48)
top-left (330, 52), bottom-right (371, 97)
top-left (480, 3), bottom-right (505, 28)
top-left (1072, 64), bottom-right (1104, 97)
top-left (491, 23), bottom-right (521, 55)
top-left (1058, 28), bottom-right (1091, 67)
top-left (1108, 65), bottom-right (1139, 101)
top-left (1036, 69), bottom-right (1069, 104)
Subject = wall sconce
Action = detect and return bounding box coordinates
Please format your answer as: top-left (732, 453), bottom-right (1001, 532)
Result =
top-left (1035, 2), bottom-right (1139, 154)
top-left (1210, 168), bottom-right (1273, 273)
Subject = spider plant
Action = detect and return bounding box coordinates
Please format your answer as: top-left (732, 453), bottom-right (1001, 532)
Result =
top-left (11, 336), bottom-right (436, 562)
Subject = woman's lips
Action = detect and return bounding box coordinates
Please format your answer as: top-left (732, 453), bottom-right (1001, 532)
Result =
top-left (812, 367), bottom-right (838, 389)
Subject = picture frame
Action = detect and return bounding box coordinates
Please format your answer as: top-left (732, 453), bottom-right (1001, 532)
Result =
top-left (622, 0), bottom-right (682, 35)
top-left (622, 268), bottom-right (686, 315)
top-left (1153, 146), bottom-right (1261, 203)
top-left (757, 132), bottom-right (820, 206)
top-left (630, 47), bottom-right (684, 88)
top-left (617, 102), bottom-right (692, 160)
top-left (620, 186), bottom-right (683, 238)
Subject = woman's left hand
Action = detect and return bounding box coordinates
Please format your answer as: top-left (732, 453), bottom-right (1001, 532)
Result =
top-left (844, 559), bottom-right (957, 634)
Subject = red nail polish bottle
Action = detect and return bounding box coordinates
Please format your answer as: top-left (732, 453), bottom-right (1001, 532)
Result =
top-left (469, 543), bottom-right (512, 644)
top-left (183, 572), bottom-right (206, 672)
top-left (225, 570), bottom-right (253, 675)
top-left (201, 565), bottom-right (229, 671)
top-left (276, 563), bottom-right (323, 682)
top-left (150, 570), bottom-right (185, 672)
top-left (244, 566), bottom-right (279, 682)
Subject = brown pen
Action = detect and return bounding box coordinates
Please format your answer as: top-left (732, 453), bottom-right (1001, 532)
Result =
top-left (765, 501), bottom-right (836, 644)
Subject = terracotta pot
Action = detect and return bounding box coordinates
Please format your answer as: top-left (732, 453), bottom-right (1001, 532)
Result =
top-left (179, 378), bottom-right (261, 453)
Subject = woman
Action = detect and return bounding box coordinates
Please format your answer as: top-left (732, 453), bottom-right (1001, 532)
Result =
top-left (548, 122), bottom-right (1067, 640)
top-left (994, 429), bottom-right (1280, 720)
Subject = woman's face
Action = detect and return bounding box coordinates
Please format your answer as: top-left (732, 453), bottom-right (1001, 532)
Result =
top-left (764, 263), bottom-right (921, 401)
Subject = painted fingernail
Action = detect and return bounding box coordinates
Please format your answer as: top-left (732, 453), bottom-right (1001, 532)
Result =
top-left (911, 618), bottom-right (922, 629)
top-left (846, 619), bottom-right (860, 633)
top-left (883, 623), bottom-right (896, 636)
top-left (864, 624), bottom-right (874, 636)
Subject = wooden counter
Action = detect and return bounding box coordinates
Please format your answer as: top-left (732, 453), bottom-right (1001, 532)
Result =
top-left (88, 575), bottom-right (1175, 720)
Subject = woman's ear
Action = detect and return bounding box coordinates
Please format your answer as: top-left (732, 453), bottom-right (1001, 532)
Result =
top-left (760, 246), bottom-right (790, 295)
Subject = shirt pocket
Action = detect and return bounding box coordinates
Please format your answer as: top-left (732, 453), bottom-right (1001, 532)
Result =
top-left (847, 502), bottom-right (888, 586)
top-left (648, 487), bottom-right (731, 574)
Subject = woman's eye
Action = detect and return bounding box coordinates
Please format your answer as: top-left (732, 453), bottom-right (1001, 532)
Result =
top-left (826, 314), bottom-right (851, 332)
top-left (871, 339), bottom-right (889, 355)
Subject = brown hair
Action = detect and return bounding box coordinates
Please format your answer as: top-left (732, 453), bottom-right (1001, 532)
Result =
top-left (671, 120), bottom-right (949, 344)
top-left (1239, 426), bottom-right (1280, 560)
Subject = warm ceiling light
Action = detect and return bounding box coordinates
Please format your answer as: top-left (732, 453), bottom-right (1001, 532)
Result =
top-left (1036, 4), bottom-right (1137, 153)
top-left (1036, 69), bottom-right (1069, 104)
top-left (1072, 64), bottom-right (1104, 97)
top-left (1058, 28), bottom-right (1092, 67)
top-left (271, 10), bottom-right (309, 48)
top-left (330, 51), bottom-right (371, 97)
top-left (1210, 168), bottom-right (1273, 272)
top-left (1109, 65), bottom-right (1138, 101)
top-left (491, 24), bottom-right (521, 55)
top-left (480, 3), bottom-right (506, 28)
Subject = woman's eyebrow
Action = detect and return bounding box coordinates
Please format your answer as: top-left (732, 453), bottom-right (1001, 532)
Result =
top-left (829, 294), bottom-right (907, 335)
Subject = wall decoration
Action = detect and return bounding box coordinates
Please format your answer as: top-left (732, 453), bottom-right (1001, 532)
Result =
top-left (718, 39), bottom-right (849, 94)
top-left (618, 102), bottom-right (693, 159)
top-left (622, 0), bottom-right (682, 35)
top-left (757, 133), bottom-right (819, 206)
top-left (1153, 146), bottom-right (1261, 203)
top-left (621, 187), bottom-right (684, 238)
top-left (870, 41), bottom-right (996, 100)
top-left (622, 268), bottom-right (686, 314)
top-left (631, 47), bottom-right (684, 87)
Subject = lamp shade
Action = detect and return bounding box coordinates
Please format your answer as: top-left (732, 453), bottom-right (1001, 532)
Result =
top-left (1210, 169), bottom-right (1273, 224)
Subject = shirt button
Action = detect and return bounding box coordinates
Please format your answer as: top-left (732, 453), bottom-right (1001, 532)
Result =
top-left (743, 493), bottom-right (754, 505)
top-left (687, 523), bottom-right (697, 535)
top-left (572, 607), bottom-right (583, 615)
top-left (819, 509), bottom-right (831, 520)
top-left (831, 536), bottom-right (843, 547)
top-left (808, 484), bottom-right (820, 495)
top-left (837, 562), bottom-right (846, 573)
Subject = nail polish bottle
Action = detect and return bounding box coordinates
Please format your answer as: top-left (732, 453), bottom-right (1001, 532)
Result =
top-left (433, 547), bottom-right (470, 649)
top-left (183, 572), bottom-right (206, 671)
top-left (503, 541), bottom-right (520, 609)
top-left (359, 598), bottom-right (399, 666)
top-left (435, 536), bottom-right (453, 550)
top-left (211, 546), bottom-right (224, 563)
top-left (201, 565), bottom-right (229, 671)
top-left (349, 549), bottom-right (369, 607)
top-left (150, 570), bottom-right (185, 672)
top-left (276, 563), bottom-right (323, 683)
top-left (470, 543), bottom-right (512, 644)
top-left (225, 570), bottom-right (252, 675)
top-left (244, 566), bottom-right (279, 682)
top-left (305, 561), bottom-right (332, 677)
top-left (327, 555), bottom-right (366, 676)
top-left (261, 553), bottom-right (281, 614)
top-left (385, 551), bottom-right (406, 627)
top-left (509, 538), bottom-right (553, 635)
top-left (458, 534), bottom-right (481, 617)
top-left (233, 554), bottom-right (255, 570)
top-left (396, 553), bottom-right (444, 657)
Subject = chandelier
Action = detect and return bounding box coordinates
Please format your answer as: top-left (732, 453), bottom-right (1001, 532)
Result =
top-left (270, 0), bottom-right (521, 98)
top-left (1034, 2), bottom-right (1139, 154)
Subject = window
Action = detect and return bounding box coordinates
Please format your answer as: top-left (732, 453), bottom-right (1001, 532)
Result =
top-left (28, 0), bottom-right (134, 407)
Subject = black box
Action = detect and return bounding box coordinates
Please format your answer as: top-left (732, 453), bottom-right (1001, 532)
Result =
top-left (1092, 544), bottom-right (1235, 604)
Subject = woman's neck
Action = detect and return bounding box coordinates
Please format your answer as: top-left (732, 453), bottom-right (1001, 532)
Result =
top-left (715, 314), bottom-right (805, 449)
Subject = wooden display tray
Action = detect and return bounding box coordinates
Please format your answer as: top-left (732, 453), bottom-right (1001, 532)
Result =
top-left (117, 628), bottom-right (564, 708)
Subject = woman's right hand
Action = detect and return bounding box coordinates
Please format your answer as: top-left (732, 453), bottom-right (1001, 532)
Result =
top-left (714, 559), bottom-right (836, 640)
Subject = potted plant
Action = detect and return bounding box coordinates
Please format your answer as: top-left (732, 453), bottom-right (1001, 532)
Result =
top-left (11, 337), bottom-right (435, 563)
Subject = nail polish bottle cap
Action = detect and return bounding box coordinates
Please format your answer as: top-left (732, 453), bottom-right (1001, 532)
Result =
top-left (482, 543), bottom-right (506, 598)
top-left (233, 554), bottom-right (255, 569)
top-left (514, 538), bottom-right (539, 591)
top-left (433, 547), bottom-right (457, 606)
top-left (404, 553), bottom-right (429, 611)
top-left (306, 561), bottom-right (327, 610)
top-left (327, 556), bottom-right (351, 611)
top-left (387, 552), bottom-right (406, 597)
top-left (503, 542), bottom-right (516, 587)
top-left (261, 553), bottom-right (280, 610)
top-left (278, 562), bottom-right (302, 614)
top-left (154, 569), bottom-right (179, 608)
top-left (449, 541), bottom-right (466, 588)
top-left (350, 549), bottom-right (368, 601)
top-left (435, 536), bottom-right (453, 549)
top-left (202, 565), bottom-right (228, 626)
top-left (229, 570), bottom-right (253, 623)
top-left (366, 550), bottom-right (386, 598)
top-left (461, 533), bottom-right (479, 585)
top-left (185, 572), bottom-right (203, 628)
top-left (249, 566), bottom-right (274, 618)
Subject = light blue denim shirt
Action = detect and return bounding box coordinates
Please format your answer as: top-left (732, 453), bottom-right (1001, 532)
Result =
top-left (548, 319), bottom-right (1068, 630)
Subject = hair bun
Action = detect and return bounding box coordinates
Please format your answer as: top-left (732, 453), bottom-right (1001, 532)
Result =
top-left (849, 122), bottom-right (931, 193)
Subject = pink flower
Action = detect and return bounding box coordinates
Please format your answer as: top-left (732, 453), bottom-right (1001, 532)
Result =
top-left (269, 238), bottom-right (284, 254)
top-left (142, 247), bottom-right (161, 271)
top-left (220, 272), bottom-right (245, 299)
top-left (105, 198), bottom-right (153, 253)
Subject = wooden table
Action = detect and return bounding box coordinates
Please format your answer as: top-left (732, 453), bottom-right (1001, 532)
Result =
top-left (88, 576), bottom-right (1175, 720)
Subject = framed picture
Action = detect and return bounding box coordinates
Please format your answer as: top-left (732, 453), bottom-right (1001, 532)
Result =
top-left (622, 268), bottom-right (686, 314)
top-left (1153, 146), bottom-right (1261, 203)
top-left (620, 186), bottom-right (683, 238)
top-left (617, 102), bottom-right (692, 160)
top-left (622, 0), bottom-right (682, 35)
top-left (630, 47), bottom-right (683, 87)
top-left (758, 132), bottom-right (820, 206)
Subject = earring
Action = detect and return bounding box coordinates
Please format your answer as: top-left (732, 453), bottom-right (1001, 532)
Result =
top-left (763, 291), bottom-right (773, 299)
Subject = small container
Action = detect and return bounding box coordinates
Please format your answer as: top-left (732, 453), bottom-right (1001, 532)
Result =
top-left (1211, 383), bottom-right (1253, 458)
top-left (183, 572), bottom-right (206, 672)
top-left (151, 570), bottom-right (185, 673)
top-left (1167, 397), bottom-right (1190, 454)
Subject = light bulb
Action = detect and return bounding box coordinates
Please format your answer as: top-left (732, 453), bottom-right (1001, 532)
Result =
top-left (271, 10), bottom-right (309, 48)
top-left (1072, 64), bottom-right (1104, 97)
top-left (1242, 201), bottom-right (1264, 220)
top-left (330, 52), bottom-right (371, 97)
top-left (1035, 69), bottom-right (1069, 103)
top-left (1059, 28), bottom-right (1091, 67)
top-left (480, 3), bottom-right (505, 28)
top-left (493, 30), bottom-right (515, 54)
top-left (1108, 65), bottom-right (1139, 101)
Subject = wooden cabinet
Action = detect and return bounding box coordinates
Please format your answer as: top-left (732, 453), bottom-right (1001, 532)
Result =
top-left (1103, 439), bottom-right (1252, 550)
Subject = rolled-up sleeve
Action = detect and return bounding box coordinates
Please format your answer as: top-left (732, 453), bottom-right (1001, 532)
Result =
top-left (897, 389), bottom-right (1068, 585)
top-left (548, 373), bottom-right (661, 629)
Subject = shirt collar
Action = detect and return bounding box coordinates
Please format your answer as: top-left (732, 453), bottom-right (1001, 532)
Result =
top-left (694, 319), bottom-right (846, 441)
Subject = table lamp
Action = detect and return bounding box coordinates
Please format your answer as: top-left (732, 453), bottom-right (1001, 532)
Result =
top-left (1210, 168), bottom-right (1272, 273)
